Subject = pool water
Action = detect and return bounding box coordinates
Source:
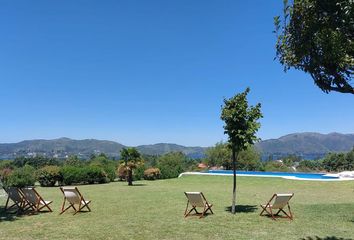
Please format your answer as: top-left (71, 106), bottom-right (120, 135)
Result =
top-left (207, 170), bottom-right (339, 180)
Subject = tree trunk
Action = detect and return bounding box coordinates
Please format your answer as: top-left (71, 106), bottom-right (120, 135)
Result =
top-left (231, 148), bottom-right (238, 214)
top-left (127, 167), bottom-right (133, 186)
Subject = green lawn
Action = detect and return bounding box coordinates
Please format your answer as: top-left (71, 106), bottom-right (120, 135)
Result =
top-left (1, 175), bottom-right (354, 240)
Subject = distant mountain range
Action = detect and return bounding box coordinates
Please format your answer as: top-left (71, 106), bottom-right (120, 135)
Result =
top-left (255, 132), bottom-right (354, 159)
top-left (0, 132), bottom-right (353, 160)
top-left (0, 137), bottom-right (205, 159)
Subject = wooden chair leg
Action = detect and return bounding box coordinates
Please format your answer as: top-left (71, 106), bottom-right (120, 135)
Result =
top-left (60, 199), bottom-right (75, 214)
top-left (184, 201), bottom-right (189, 216)
top-left (185, 207), bottom-right (196, 217)
top-left (199, 205), bottom-right (207, 218)
top-left (82, 202), bottom-right (91, 212)
top-left (260, 206), bottom-right (267, 216)
top-left (4, 197), bottom-right (10, 211)
top-left (269, 207), bottom-right (276, 220)
top-left (286, 204), bottom-right (293, 220)
top-left (208, 207), bottom-right (213, 214)
top-left (74, 201), bottom-right (83, 215)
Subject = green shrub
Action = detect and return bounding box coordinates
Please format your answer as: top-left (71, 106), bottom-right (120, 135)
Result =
top-left (143, 168), bottom-right (161, 180)
top-left (264, 161), bottom-right (291, 172)
top-left (103, 165), bottom-right (116, 182)
top-left (133, 163), bottom-right (145, 181)
top-left (157, 152), bottom-right (186, 179)
top-left (0, 160), bottom-right (14, 170)
top-left (61, 165), bottom-right (109, 185)
top-left (36, 165), bottom-right (62, 187)
top-left (89, 155), bottom-right (117, 182)
top-left (84, 166), bottom-right (109, 184)
top-left (61, 166), bottom-right (85, 185)
top-left (3, 165), bottom-right (36, 188)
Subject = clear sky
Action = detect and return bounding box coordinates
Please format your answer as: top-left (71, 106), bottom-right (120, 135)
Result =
top-left (0, 0), bottom-right (353, 147)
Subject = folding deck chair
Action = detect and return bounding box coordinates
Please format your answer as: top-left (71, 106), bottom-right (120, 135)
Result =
top-left (21, 187), bottom-right (53, 212)
top-left (4, 187), bottom-right (25, 213)
top-left (260, 193), bottom-right (294, 220)
top-left (60, 187), bottom-right (91, 215)
top-left (184, 192), bottom-right (213, 218)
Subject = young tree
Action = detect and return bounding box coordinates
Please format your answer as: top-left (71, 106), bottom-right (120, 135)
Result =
top-left (274, 0), bottom-right (353, 94)
top-left (120, 148), bottom-right (142, 186)
top-left (221, 87), bottom-right (262, 214)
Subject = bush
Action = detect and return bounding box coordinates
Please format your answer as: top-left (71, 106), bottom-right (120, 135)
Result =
top-left (84, 166), bottom-right (109, 184)
top-left (89, 155), bottom-right (117, 182)
top-left (157, 152), bottom-right (186, 179)
top-left (36, 165), bottom-right (62, 187)
top-left (3, 165), bottom-right (36, 188)
top-left (90, 163), bottom-right (115, 182)
top-left (0, 160), bottom-right (14, 170)
top-left (61, 166), bottom-right (84, 185)
top-left (143, 168), bottom-right (161, 180)
top-left (133, 163), bottom-right (145, 181)
top-left (264, 161), bottom-right (291, 172)
top-left (61, 165), bottom-right (109, 185)
top-left (103, 165), bottom-right (116, 182)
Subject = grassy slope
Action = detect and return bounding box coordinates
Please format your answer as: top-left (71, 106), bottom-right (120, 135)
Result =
top-left (1, 175), bottom-right (354, 240)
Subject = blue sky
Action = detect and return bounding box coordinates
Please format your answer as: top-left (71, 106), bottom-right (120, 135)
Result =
top-left (0, 0), bottom-right (353, 147)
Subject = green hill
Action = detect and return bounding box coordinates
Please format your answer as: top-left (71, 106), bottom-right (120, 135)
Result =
top-left (1, 132), bottom-right (353, 160)
top-left (256, 132), bottom-right (354, 158)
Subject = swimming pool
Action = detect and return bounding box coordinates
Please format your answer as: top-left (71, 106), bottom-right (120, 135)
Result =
top-left (207, 170), bottom-right (339, 180)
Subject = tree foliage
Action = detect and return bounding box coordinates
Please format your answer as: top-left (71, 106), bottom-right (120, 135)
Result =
top-left (205, 142), bottom-right (262, 171)
top-left (89, 154), bottom-right (117, 182)
top-left (205, 142), bottom-right (232, 169)
top-left (157, 152), bottom-right (188, 179)
top-left (13, 156), bottom-right (60, 169)
top-left (296, 148), bottom-right (354, 172)
top-left (3, 165), bottom-right (36, 188)
top-left (36, 165), bottom-right (62, 187)
top-left (64, 155), bottom-right (83, 167)
top-left (221, 87), bottom-right (262, 214)
top-left (221, 88), bottom-right (262, 153)
top-left (274, 0), bottom-right (354, 94)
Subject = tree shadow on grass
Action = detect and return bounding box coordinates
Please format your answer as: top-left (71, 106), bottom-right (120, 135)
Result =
top-left (185, 211), bottom-right (214, 219)
top-left (0, 206), bottom-right (25, 222)
top-left (300, 236), bottom-right (353, 240)
top-left (224, 205), bottom-right (258, 213)
top-left (124, 183), bottom-right (146, 187)
top-left (0, 206), bottom-right (54, 222)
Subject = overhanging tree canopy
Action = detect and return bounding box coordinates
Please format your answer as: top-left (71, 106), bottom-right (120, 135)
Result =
top-left (274, 0), bottom-right (354, 94)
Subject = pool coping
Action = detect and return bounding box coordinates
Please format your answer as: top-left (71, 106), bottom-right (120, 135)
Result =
top-left (178, 171), bottom-right (354, 181)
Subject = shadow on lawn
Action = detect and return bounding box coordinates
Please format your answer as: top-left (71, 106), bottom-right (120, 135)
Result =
top-left (0, 206), bottom-right (53, 222)
top-left (0, 206), bottom-right (25, 222)
top-left (224, 205), bottom-right (258, 213)
top-left (125, 183), bottom-right (147, 187)
top-left (300, 236), bottom-right (353, 240)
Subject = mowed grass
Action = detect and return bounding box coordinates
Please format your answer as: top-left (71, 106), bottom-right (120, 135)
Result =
top-left (1, 175), bottom-right (354, 240)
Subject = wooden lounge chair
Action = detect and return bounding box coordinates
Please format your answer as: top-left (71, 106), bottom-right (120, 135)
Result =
top-left (260, 193), bottom-right (294, 220)
top-left (60, 187), bottom-right (91, 215)
top-left (3, 187), bottom-right (25, 213)
top-left (184, 192), bottom-right (213, 218)
top-left (21, 187), bottom-right (53, 212)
